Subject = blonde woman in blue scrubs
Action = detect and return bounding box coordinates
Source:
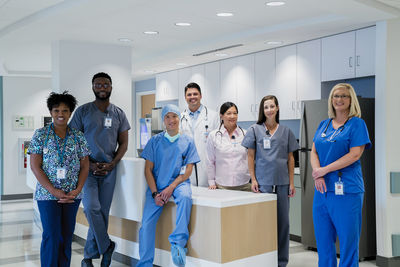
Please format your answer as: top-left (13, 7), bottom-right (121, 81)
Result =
top-left (311, 83), bottom-right (371, 267)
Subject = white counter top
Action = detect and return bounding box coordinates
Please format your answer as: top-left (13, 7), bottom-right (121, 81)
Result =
top-left (191, 186), bottom-right (276, 208)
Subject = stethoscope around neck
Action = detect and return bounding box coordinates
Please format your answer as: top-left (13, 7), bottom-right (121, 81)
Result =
top-left (321, 118), bottom-right (349, 140)
top-left (181, 105), bottom-right (209, 131)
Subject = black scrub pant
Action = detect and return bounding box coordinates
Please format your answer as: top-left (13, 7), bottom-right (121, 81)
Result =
top-left (259, 184), bottom-right (290, 267)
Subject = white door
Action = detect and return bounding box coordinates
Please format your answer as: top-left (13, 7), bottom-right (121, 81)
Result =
top-left (297, 39), bottom-right (321, 118)
top-left (355, 27), bottom-right (375, 77)
top-left (275, 44), bottom-right (297, 120)
top-left (236, 54), bottom-right (255, 121)
top-left (321, 31), bottom-right (355, 81)
top-left (255, 49), bottom-right (276, 118)
top-left (204, 61), bottom-right (221, 112)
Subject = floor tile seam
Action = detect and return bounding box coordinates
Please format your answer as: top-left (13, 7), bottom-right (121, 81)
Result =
top-left (0, 220), bottom-right (34, 226)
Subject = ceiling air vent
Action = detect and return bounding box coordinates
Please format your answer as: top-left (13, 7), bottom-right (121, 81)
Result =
top-left (193, 44), bottom-right (243, 56)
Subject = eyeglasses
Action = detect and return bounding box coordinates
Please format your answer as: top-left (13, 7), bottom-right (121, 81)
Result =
top-left (333, 95), bottom-right (350, 99)
top-left (93, 83), bottom-right (111, 89)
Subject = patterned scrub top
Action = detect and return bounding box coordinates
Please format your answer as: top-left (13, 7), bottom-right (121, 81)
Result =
top-left (27, 125), bottom-right (91, 200)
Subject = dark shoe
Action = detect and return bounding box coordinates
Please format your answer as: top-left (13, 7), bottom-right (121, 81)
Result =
top-left (81, 258), bottom-right (94, 267)
top-left (101, 241), bottom-right (115, 267)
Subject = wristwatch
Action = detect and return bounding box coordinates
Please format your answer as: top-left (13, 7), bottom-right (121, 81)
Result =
top-left (152, 191), bottom-right (159, 199)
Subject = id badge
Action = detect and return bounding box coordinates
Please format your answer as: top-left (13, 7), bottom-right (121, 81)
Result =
top-left (180, 165), bottom-right (186, 175)
top-left (263, 137), bottom-right (271, 149)
top-left (104, 116), bottom-right (112, 128)
top-left (43, 147), bottom-right (48, 154)
top-left (335, 181), bottom-right (344, 195)
top-left (203, 131), bottom-right (209, 142)
top-left (56, 167), bottom-right (66, 179)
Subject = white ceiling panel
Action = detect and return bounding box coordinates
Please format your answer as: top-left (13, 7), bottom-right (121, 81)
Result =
top-left (0, 0), bottom-right (398, 79)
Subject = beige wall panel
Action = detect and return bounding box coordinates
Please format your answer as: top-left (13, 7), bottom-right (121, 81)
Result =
top-left (220, 201), bottom-right (277, 263)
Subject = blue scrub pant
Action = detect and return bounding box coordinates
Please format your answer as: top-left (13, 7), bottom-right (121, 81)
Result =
top-left (82, 169), bottom-right (116, 259)
top-left (137, 182), bottom-right (192, 267)
top-left (259, 185), bottom-right (290, 267)
top-left (37, 199), bottom-right (81, 267)
top-left (313, 191), bottom-right (363, 267)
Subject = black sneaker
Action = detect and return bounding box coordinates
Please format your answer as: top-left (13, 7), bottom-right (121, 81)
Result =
top-left (101, 241), bottom-right (116, 267)
top-left (81, 258), bottom-right (94, 267)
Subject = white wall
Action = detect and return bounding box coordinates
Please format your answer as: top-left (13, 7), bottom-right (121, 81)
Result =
top-left (3, 77), bottom-right (51, 195)
top-left (375, 18), bottom-right (400, 258)
top-left (52, 40), bottom-right (134, 157)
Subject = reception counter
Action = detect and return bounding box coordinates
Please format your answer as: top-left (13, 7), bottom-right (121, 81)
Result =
top-left (27, 156), bottom-right (278, 266)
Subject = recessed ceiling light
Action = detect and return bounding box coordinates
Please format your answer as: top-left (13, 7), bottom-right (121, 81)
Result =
top-left (118, 38), bottom-right (132, 42)
top-left (215, 53), bottom-right (229, 57)
top-left (266, 1), bottom-right (286, 6)
top-left (175, 22), bottom-right (191, 27)
top-left (176, 63), bottom-right (187, 66)
top-left (143, 31), bottom-right (159, 35)
top-left (144, 70), bottom-right (156, 74)
top-left (266, 41), bottom-right (283, 45)
top-left (217, 12), bottom-right (234, 17)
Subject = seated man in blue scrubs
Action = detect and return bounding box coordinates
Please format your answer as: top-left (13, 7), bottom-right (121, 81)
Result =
top-left (137, 104), bottom-right (200, 267)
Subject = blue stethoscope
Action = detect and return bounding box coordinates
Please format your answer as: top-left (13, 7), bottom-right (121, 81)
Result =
top-left (321, 118), bottom-right (349, 141)
top-left (181, 105), bottom-right (209, 132)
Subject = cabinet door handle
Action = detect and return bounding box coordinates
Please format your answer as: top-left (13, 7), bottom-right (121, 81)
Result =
top-left (349, 57), bottom-right (353, 68)
top-left (356, 55), bottom-right (360, 67)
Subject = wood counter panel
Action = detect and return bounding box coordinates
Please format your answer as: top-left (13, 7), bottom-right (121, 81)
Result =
top-left (221, 201), bottom-right (277, 263)
top-left (76, 199), bottom-right (277, 264)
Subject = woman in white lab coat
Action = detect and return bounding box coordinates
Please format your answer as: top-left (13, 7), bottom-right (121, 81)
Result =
top-left (180, 82), bottom-right (219, 187)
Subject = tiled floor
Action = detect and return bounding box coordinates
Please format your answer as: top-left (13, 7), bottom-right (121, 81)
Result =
top-left (0, 199), bottom-right (377, 266)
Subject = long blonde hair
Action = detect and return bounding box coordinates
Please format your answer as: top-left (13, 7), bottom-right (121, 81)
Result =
top-left (328, 83), bottom-right (361, 118)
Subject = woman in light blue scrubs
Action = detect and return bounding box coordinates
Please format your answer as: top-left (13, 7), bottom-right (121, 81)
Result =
top-left (242, 95), bottom-right (298, 267)
top-left (311, 83), bottom-right (371, 267)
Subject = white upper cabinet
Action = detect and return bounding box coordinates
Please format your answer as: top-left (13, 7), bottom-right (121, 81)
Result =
top-left (220, 57), bottom-right (238, 105)
top-left (236, 54), bottom-right (255, 121)
top-left (275, 44), bottom-right (297, 120)
top-left (178, 68), bottom-right (192, 111)
top-left (156, 70), bottom-right (179, 102)
top-left (355, 27), bottom-right (375, 77)
top-left (321, 31), bottom-right (355, 81)
top-left (255, 49), bottom-right (276, 116)
top-left (204, 61), bottom-right (221, 112)
top-left (220, 55), bottom-right (255, 121)
top-left (321, 27), bottom-right (375, 81)
top-left (297, 39), bottom-right (321, 118)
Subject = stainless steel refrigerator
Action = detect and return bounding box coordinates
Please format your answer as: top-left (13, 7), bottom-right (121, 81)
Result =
top-left (299, 98), bottom-right (376, 260)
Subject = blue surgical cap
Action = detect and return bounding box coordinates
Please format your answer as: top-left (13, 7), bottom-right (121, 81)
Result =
top-left (162, 104), bottom-right (181, 119)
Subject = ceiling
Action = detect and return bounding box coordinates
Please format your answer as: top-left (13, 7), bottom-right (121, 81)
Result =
top-left (0, 0), bottom-right (399, 80)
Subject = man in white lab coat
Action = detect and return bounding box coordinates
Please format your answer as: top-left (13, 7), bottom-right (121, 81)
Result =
top-left (180, 82), bottom-right (220, 187)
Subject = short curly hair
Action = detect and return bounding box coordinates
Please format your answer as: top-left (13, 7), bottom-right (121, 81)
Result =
top-left (46, 91), bottom-right (77, 112)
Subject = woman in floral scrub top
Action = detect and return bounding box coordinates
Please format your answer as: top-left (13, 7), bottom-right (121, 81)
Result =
top-left (28, 91), bottom-right (90, 267)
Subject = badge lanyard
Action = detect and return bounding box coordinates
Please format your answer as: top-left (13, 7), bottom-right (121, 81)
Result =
top-left (43, 123), bottom-right (70, 179)
top-left (263, 125), bottom-right (272, 150)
